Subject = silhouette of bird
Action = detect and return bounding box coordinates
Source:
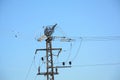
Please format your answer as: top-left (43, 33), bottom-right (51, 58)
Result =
top-left (15, 35), bottom-right (17, 38)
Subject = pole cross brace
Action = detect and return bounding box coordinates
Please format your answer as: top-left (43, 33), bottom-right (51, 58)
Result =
top-left (35, 48), bottom-right (62, 56)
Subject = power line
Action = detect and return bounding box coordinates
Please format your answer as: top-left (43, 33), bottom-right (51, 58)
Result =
top-left (33, 24), bottom-right (120, 80)
top-left (72, 62), bottom-right (120, 67)
top-left (25, 55), bottom-right (35, 80)
top-left (53, 35), bottom-right (120, 65)
top-left (56, 26), bottom-right (67, 37)
top-left (65, 42), bottom-right (72, 62)
top-left (72, 38), bottom-right (83, 62)
top-left (72, 36), bottom-right (120, 41)
top-left (34, 55), bottom-right (38, 70)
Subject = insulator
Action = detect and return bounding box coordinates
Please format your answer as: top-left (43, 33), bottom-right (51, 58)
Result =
top-left (62, 62), bottom-right (65, 66)
top-left (41, 57), bottom-right (44, 61)
top-left (55, 68), bottom-right (58, 72)
top-left (38, 66), bottom-right (40, 73)
top-left (69, 61), bottom-right (72, 65)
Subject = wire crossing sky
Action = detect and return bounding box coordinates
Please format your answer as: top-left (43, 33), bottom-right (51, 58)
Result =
top-left (0, 0), bottom-right (120, 80)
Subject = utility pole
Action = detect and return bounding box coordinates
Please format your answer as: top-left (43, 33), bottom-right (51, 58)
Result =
top-left (35, 24), bottom-right (72, 80)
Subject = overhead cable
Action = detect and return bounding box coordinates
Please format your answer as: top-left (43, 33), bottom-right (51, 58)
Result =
top-left (25, 55), bottom-right (35, 80)
top-left (72, 38), bottom-right (83, 62)
top-left (72, 62), bottom-right (120, 67)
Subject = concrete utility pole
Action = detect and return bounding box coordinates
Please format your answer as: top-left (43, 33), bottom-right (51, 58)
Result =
top-left (35, 24), bottom-right (72, 80)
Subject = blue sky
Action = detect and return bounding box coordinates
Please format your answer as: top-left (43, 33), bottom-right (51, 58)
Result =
top-left (0, 0), bottom-right (120, 80)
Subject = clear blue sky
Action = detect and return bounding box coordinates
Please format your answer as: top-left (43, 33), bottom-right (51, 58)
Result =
top-left (0, 0), bottom-right (120, 80)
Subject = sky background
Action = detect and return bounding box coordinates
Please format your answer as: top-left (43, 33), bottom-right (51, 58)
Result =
top-left (0, 0), bottom-right (120, 80)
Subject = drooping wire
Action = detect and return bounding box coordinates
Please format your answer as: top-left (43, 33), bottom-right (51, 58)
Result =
top-left (67, 36), bottom-right (120, 42)
top-left (39, 60), bottom-right (44, 68)
top-left (34, 55), bottom-right (38, 70)
top-left (76, 36), bottom-right (120, 41)
top-left (33, 54), bottom-right (45, 80)
top-left (34, 26), bottom-right (45, 41)
top-left (34, 54), bottom-right (45, 77)
top-left (72, 62), bottom-right (120, 67)
top-left (65, 36), bottom-right (120, 63)
top-left (55, 26), bottom-right (67, 37)
top-left (25, 55), bottom-right (35, 80)
top-left (70, 36), bottom-right (120, 63)
top-left (54, 55), bottom-right (59, 64)
top-left (25, 54), bottom-right (45, 80)
top-left (53, 42), bottom-right (72, 65)
top-left (72, 37), bottom-right (83, 62)
top-left (65, 42), bottom-right (72, 62)
top-left (53, 38), bottom-right (82, 65)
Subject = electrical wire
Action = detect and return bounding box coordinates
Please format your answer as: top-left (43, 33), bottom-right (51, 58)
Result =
top-left (72, 62), bottom-right (120, 67)
top-left (53, 37), bottom-right (82, 65)
top-left (72, 36), bottom-right (120, 41)
top-left (54, 55), bottom-right (59, 64)
top-left (25, 55), bottom-right (35, 80)
top-left (34, 55), bottom-right (45, 72)
top-left (55, 26), bottom-right (67, 36)
top-left (34, 27), bottom-right (44, 41)
top-left (53, 42), bottom-right (72, 65)
top-left (65, 42), bottom-right (72, 62)
top-left (72, 38), bottom-right (83, 62)
top-left (65, 36), bottom-right (120, 63)
top-left (40, 61), bottom-right (44, 68)
top-left (34, 55), bottom-right (38, 70)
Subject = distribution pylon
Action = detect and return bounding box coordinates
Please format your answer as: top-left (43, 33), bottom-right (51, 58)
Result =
top-left (35, 24), bottom-right (72, 80)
